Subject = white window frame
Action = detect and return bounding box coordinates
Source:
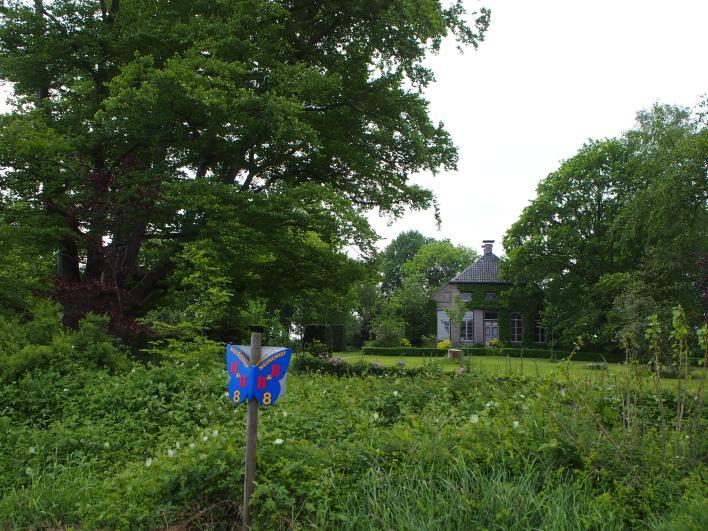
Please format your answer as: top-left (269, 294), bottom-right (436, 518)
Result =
top-left (460, 317), bottom-right (474, 341)
top-left (510, 313), bottom-right (523, 343)
top-left (535, 323), bottom-right (546, 344)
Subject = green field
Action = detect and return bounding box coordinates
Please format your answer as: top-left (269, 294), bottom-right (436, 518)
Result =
top-left (338, 352), bottom-right (705, 390)
top-left (1, 342), bottom-right (706, 529)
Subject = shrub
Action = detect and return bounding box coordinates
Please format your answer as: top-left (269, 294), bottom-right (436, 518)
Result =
top-left (437, 339), bottom-right (452, 350)
top-left (372, 316), bottom-right (405, 347)
top-left (292, 354), bottom-right (425, 378)
top-left (305, 339), bottom-right (330, 357)
top-left (400, 338), bottom-right (411, 348)
top-left (420, 334), bottom-right (437, 348)
top-left (488, 338), bottom-right (504, 349)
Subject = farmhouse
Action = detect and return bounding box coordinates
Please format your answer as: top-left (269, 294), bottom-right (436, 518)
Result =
top-left (432, 240), bottom-right (545, 346)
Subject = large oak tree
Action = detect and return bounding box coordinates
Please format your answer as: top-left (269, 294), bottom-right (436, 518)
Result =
top-left (0, 0), bottom-right (490, 330)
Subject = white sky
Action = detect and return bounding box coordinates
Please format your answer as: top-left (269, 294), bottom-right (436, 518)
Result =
top-left (368, 0), bottom-right (708, 256)
top-left (2, 1), bottom-right (706, 259)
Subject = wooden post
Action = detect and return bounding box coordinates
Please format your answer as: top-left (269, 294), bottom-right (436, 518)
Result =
top-left (242, 331), bottom-right (262, 531)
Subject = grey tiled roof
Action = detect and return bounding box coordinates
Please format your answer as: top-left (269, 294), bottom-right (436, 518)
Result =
top-left (450, 252), bottom-right (508, 284)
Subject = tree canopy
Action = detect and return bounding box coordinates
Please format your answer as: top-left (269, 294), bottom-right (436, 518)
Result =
top-left (0, 0), bottom-right (490, 335)
top-left (504, 102), bottom-right (707, 352)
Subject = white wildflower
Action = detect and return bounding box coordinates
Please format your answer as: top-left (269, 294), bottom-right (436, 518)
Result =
top-left (167, 449), bottom-right (175, 457)
top-left (189, 443), bottom-right (196, 449)
top-left (470, 414), bottom-right (479, 424)
top-left (202, 435), bottom-right (208, 442)
top-left (513, 421), bottom-right (520, 429)
top-left (212, 430), bottom-right (219, 437)
top-left (393, 390), bottom-right (399, 397)
top-left (63, 388), bottom-right (69, 393)
top-left (25, 467), bottom-right (32, 475)
top-left (274, 438), bottom-right (284, 445)
top-left (103, 442), bottom-right (110, 448)
top-left (175, 442), bottom-right (180, 449)
top-left (28, 447), bottom-right (36, 454)
top-left (282, 411), bottom-right (288, 417)
top-left (372, 412), bottom-right (379, 420)
top-left (145, 458), bottom-right (153, 467)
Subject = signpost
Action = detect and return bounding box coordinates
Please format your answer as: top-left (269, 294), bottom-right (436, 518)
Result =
top-left (226, 333), bottom-right (292, 530)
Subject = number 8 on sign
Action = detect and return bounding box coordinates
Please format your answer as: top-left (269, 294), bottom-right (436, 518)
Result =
top-left (226, 344), bottom-right (292, 407)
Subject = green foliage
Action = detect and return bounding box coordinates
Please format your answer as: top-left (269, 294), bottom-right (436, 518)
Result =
top-left (488, 338), bottom-right (503, 349)
top-left (304, 339), bottom-right (330, 358)
top-left (0, 0), bottom-right (490, 334)
top-left (436, 339), bottom-right (452, 350)
top-left (444, 294), bottom-right (467, 345)
top-left (371, 314), bottom-right (405, 347)
top-left (292, 354), bottom-right (425, 378)
top-left (0, 346), bottom-right (704, 529)
top-left (504, 102), bottom-right (707, 352)
top-left (380, 230), bottom-right (433, 295)
top-left (0, 310), bottom-right (129, 383)
top-left (402, 240), bottom-right (478, 292)
top-left (0, 210), bottom-right (53, 317)
top-left (143, 243), bottom-right (232, 336)
top-left (400, 337), bottom-right (411, 348)
top-left (389, 277), bottom-right (436, 345)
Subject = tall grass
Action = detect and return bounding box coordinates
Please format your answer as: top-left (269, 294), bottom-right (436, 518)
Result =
top-left (315, 458), bottom-right (621, 531)
top-left (0, 457), bottom-right (97, 529)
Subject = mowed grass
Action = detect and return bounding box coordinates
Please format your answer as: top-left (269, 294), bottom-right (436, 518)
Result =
top-left (338, 352), bottom-right (705, 390)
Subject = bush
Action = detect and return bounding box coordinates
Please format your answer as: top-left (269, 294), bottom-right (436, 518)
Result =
top-left (292, 353), bottom-right (425, 378)
top-left (304, 339), bottom-right (330, 357)
top-left (400, 338), bottom-right (411, 348)
top-left (488, 338), bottom-right (504, 349)
top-left (420, 334), bottom-right (437, 348)
top-left (436, 339), bottom-right (452, 350)
top-left (0, 312), bottom-right (130, 383)
top-left (371, 316), bottom-right (405, 347)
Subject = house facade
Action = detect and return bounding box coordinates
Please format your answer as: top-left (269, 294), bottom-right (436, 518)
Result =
top-left (432, 240), bottom-right (545, 346)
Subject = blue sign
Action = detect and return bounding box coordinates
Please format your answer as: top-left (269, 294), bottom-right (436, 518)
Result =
top-left (226, 344), bottom-right (292, 407)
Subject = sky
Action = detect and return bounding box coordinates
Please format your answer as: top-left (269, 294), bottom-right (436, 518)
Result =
top-left (367, 0), bottom-right (708, 256)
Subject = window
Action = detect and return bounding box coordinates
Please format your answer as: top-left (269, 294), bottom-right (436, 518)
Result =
top-left (510, 313), bottom-right (523, 343)
top-left (485, 292), bottom-right (497, 302)
top-left (534, 323), bottom-right (546, 343)
top-left (484, 311), bottom-right (498, 320)
top-left (460, 317), bottom-right (474, 341)
top-left (460, 292), bottom-right (472, 302)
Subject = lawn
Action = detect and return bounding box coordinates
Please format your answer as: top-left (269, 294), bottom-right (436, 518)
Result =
top-left (338, 351), bottom-right (705, 390)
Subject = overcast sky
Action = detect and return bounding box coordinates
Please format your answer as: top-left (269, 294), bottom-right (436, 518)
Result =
top-left (368, 0), bottom-right (708, 256)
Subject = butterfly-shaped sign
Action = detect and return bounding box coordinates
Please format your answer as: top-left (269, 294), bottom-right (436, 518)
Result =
top-left (226, 344), bottom-right (292, 407)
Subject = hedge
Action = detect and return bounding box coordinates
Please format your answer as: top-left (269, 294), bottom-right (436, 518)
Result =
top-left (361, 346), bottom-right (628, 363)
top-left (292, 354), bottom-right (427, 377)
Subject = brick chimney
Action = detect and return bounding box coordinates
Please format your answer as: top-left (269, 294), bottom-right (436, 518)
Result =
top-left (482, 240), bottom-right (494, 255)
